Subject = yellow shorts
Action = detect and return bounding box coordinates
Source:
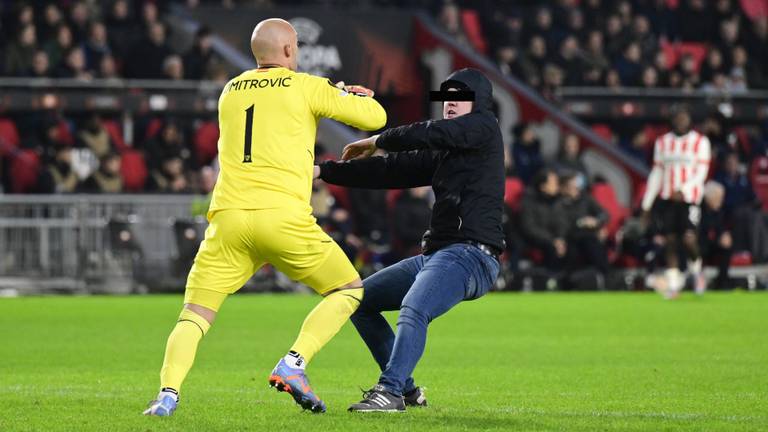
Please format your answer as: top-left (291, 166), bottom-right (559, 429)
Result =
top-left (184, 207), bottom-right (359, 311)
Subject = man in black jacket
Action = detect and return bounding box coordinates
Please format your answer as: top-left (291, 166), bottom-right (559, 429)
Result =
top-left (559, 173), bottom-right (610, 274)
top-left (315, 68), bottom-right (503, 412)
top-left (519, 168), bottom-right (568, 269)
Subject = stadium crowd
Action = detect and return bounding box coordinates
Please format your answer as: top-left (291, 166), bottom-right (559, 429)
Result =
top-left (1, 0), bottom-right (768, 288)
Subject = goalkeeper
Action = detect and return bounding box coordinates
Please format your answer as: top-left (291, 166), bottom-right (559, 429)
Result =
top-left (315, 68), bottom-right (504, 412)
top-left (143, 18), bottom-right (385, 416)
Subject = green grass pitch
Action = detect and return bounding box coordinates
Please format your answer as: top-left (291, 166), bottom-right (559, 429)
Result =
top-left (1, 292), bottom-right (766, 431)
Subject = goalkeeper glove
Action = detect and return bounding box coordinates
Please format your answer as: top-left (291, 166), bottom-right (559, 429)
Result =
top-left (335, 81), bottom-right (375, 97)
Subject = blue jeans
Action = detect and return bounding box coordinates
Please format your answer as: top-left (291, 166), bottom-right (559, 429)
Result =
top-left (351, 243), bottom-right (500, 396)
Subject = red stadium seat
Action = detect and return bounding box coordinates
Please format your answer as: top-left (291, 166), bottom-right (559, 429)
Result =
top-left (504, 177), bottom-right (524, 211)
top-left (730, 251), bottom-right (753, 267)
top-left (121, 149), bottom-right (148, 192)
top-left (10, 150), bottom-right (41, 193)
top-left (460, 9), bottom-right (488, 55)
top-left (194, 121), bottom-right (219, 166)
top-left (740, 0), bottom-right (768, 20)
top-left (0, 118), bottom-right (20, 157)
top-left (591, 182), bottom-right (629, 239)
top-left (749, 156), bottom-right (768, 211)
top-left (386, 189), bottom-right (404, 213)
top-left (57, 120), bottom-right (74, 146)
top-left (102, 119), bottom-right (128, 152)
top-left (591, 124), bottom-right (614, 143)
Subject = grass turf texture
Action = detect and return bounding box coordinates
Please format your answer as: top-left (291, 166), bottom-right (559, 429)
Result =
top-left (1, 292), bottom-right (766, 431)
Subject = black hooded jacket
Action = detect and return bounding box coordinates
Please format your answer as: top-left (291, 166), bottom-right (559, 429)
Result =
top-left (319, 68), bottom-right (505, 254)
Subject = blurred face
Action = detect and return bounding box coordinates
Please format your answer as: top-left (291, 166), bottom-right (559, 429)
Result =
top-left (606, 15), bottom-right (621, 35)
top-left (68, 48), bottom-right (85, 70)
top-left (165, 57), bottom-right (184, 80)
top-left (100, 55), bottom-right (117, 77)
top-left (104, 156), bottom-right (121, 175)
top-left (705, 187), bottom-right (724, 210)
top-left (150, 23), bottom-right (166, 45)
top-left (20, 25), bottom-right (36, 46)
top-left (56, 148), bottom-right (72, 164)
top-left (564, 134), bottom-right (579, 156)
top-left (199, 35), bottom-right (213, 51)
top-left (58, 26), bottom-right (73, 47)
top-left (733, 47), bottom-right (747, 66)
top-left (440, 4), bottom-right (460, 32)
top-left (530, 37), bottom-right (546, 57)
top-left (672, 111), bottom-right (691, 133)
top-left (32, 51), bottom-right (49, 75)
top-left (541, 173), bottom-right (559, 196)
top-left (562, 177), bottom-right (580, 199)
top-left (625, 43), bottom-right (641, 62)
top-left (163, 124), bottom-right (180, 143)
top-left (71, 2), bottom-right (88, 24)
top-left (536, 8), bottom-right (552, 29)
top-left (654, 51), bottom-right (668, 70)
top-left (19, 5), bottom-right (34, 25)
top-left (587, 31), bottom-right (603, 52)
top-left (45, 4), bottom-right (62, 25)
top-left (91, 23), bottom-right (107, 44)
top-left (634, 16), bottom-right (649, 34)
top-left (642, 67), bottom-right (658, 87)
top-left (708, 49), bottom-right (723, 68)
top-left (443, 88), bottom-right (473, 120)
top-left (113, 0), bottom-right (128, 19)
top-left (143, 2), bottom-right (159, 23)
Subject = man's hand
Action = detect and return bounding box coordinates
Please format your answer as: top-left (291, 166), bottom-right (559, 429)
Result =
top-left (640, 210), bottom-right (651, 229)
top-left (313, 165), bottom-right (320, 179)
top-left (553, 238), bottom-right (567, 257)
top-left (335, 81), bottom-right (374, 97)
top-left (342, 135), bottom-right (379, 161)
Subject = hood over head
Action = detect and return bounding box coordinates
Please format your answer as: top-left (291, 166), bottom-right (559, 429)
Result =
top-left (439, 68), bottom-right (493, 113)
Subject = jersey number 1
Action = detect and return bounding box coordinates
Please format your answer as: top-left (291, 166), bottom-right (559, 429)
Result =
top-left (242, 105), bottom-right (254, 163)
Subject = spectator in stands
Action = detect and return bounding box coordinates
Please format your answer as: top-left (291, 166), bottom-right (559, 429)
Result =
top-left (28, 50), bottom-right (51, 78)
top-left (558, 173), bottom-right (610, 274)
top-left (632, 14), bottom-right (657, 62)
top-left (39, 3), bottom-right (64, 43)
top-left (640, 66), bottom-right (659, 88)
top-left (717, 17), bottom-right (741, 66)
top-left (141, 1), bottom-right (162, 34)
top-left (106, 0), bottom-right (135, 63)
top-left (581, 31), bottom-right (608, 86)
top-left (99, 55), bottom-right (120, 81)
top-left (715, 152), bottom-right (758, 214)
top-left (730, 45), bottom-right (759, 91)
top-left (677, 54), bottom-right (700, 89)
top-left (163, 55), bottom-right (185, 81)
top-left (614, 42), bottom-right (643, 86)
top-left (678, 0), bottom-right (715, 42)
top-left (76, 114), bottom-right (113, 159)
top-left (495, 45), bottom-right (525, 79)
top-left (349, 186), bottom-right (389, 246)
top-left (555, 35), bottom-right (583, 86)
top-left (82, 22), bottom-right (111, 73)
top-left (437, 1), bottom-right (470, 49)
top-left (529, 6), bottom-right (559, 53)
top-left (4, 24), bottom-right (37, 76)
top-left (621, 128), bottom-right (650, 164)
top-left (38, 145), bottom-right (78, 194)
top-left (701, 48), bottom-right (727, 84)
top-left (521, 35), bottom-right (547, 88)
top-left (311, 178), bottom-right (361, 263)
top-left (512, 123), bottom-right (543, 184)
top-left (540, 63), bottom-right (565, 101)
top-left (519, 169), bottom-right (568, 270)
top-left (68, 1), bottom-right (91, 44)
top-left (55, 47), bottom-right (92, 80)
top-left (604, 14), bottom-right (628, 60)
top-left (125, 21), bottom-right (173, 79)
top-left (78, 152), bottom-right (123, 193)
top-left (147, 155), bottom-right (191, 193)
top-left (184, 27), bottom-right (216, 80)
top-left (699, 181), bottom-right (733, 286)
top-left (652, 51), bottom-right (671, 87)
top-left (392, 187), bottom-right (433, 259)
top-left (744, 17), bottom-right (767, 88)
top-left (44, 25), bottom-right (74, 71)
top-left (555, 132), bottom-right (588, 182)
top-left (145, 120), bottom-right (192, 170)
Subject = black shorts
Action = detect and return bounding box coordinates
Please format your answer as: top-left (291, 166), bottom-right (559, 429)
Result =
top-left (651, 199), bottom-right (700, 235)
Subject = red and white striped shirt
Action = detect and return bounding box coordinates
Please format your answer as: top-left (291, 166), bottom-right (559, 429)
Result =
top-left (641, 130), bottom-right (711, 210)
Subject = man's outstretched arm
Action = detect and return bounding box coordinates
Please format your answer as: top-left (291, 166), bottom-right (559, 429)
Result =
top-left (317, 150), bottom-right (437, 189)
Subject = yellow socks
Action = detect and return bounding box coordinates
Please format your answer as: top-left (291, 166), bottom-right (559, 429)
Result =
top-left (159, 308), bottom-right (211, 392)
top-left (289, 288), bottom-right (363, 363)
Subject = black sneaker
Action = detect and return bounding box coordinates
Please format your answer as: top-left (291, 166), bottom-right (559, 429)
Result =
top-left (348, 385), bottom-right (405, 413)
top-left (403, 387), bottom-right (427, 407)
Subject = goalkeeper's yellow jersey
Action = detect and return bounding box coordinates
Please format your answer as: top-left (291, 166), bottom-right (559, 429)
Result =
top-left (208, 67), bottom-right (386, 218)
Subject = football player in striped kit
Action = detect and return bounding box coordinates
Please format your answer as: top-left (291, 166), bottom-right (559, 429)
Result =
top-left (641, 107), bottom-right (711, 298)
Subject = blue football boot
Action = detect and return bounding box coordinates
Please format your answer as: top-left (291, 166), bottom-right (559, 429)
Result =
top-left (268, 358), bottom-right (326, 413)
top-left (143, 389), bottom-right (178, 416)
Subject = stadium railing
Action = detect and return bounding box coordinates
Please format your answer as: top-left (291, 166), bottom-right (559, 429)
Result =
top-left (0, 194), bottom-right (200, 294)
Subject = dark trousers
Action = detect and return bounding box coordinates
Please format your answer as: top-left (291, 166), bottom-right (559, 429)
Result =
top-left (350, 243), bottom-right (499, 396)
